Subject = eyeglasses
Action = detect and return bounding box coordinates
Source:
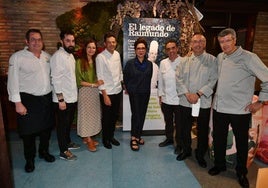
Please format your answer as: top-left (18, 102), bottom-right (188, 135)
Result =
top-left (218, 39), bottom-right (234, 44)
top-left (191, 40), bottom-right (205, 44)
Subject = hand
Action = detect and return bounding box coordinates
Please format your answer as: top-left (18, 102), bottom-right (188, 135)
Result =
top-left (159, 96), bottom-right (162, 105)
top-left (104, 95), bottom-right (111, 106)
top-left (185, 93), bottom-right (199, 104)
top-left (59, 101), bottom-right (67, 110)
top-left (245, 101), bottom-right (263, 113)
top-left (97, 80), bottom-right (104, 86)
top-left (15, 102), bottom-right (27, 115)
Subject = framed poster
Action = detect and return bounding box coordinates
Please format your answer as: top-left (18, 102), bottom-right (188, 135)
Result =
top-left (122, 17), bottom-right (180, 131)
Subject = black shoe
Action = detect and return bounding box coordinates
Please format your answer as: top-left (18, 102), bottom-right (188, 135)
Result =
top-left (159, 139), bottom-right (174, 147)
top-left (176, 152), bottom-right (191, 161)
top-left (237, 174), bottom-right (249, 188)
top-left (195, 149), bottom-right (207, 168)
top-left (208, 166), bottom-right (226, 176)
top-left (110, 138), bottom-right (120, 146)
top-left (39, 151), bottom-right (55, 162)
top-left (174, 146), bottom-right (182, 155)
top-left (196, 158), bottom-right (207, 168)
top-left (25, 160), bottom-right (35, 173)
top-left (103, 140), bottom-right (112, 149)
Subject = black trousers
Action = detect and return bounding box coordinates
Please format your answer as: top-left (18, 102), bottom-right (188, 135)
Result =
top-left (128, 93), bottom-right (150, 138)
top-left (213, 110), bottom-right (250, 175)
top-left (161, 102), bottom-right (179, 140)
top-left (99, 92), bottom-right (122, 142)
top-left (176, 105), bottom-right (210, 155)
top-left (21, 127), bottom-right (53, 161)
top-left (54, 102), bottom-right (77, 153)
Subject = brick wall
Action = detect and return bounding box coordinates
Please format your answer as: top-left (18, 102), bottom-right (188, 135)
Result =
top-left (253, 12), bottom-right (268, 67)
top-left (0, 0), bottom-right (88, 74)
top-left (253, 12), bottom-right (268, 90)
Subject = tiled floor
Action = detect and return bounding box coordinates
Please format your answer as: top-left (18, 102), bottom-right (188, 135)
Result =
top-left (8, 129), bottom-right (200, 188)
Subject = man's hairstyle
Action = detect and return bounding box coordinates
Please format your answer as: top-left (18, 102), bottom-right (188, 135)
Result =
top-left (60, 30), bottom-right (75, 40)
top-left (134, 37), bottom-right (148, 49)
top-left (165, 39), bottom-right (178, 48)
top-left (191, 33), bottom-right (206, 41)
top-left (218, 28), bottom-right (237, 39)
top-left (103, 32), bottom-right (116, 42)
top-left (25, 29), bottom-right (42, 41)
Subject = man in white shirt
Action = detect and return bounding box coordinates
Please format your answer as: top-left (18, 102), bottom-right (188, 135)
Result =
top-left (96, 33), bottom-right (123, 149)
top-left (7, 29), bottom-right (55, 173)
top-left (50, 30), bottom-right (79, 161)
top-left (208, 28), bottom-right (268, 188)
top-left (158, 39), bottom-right (181, 152)
top-left (175, 34), bottom-right (217, 168)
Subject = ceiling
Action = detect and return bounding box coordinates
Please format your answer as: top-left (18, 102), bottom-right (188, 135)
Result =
top-left (194, 0), bottom-right (268, 28)
top-left (197, 0), bottom-right (268, 12)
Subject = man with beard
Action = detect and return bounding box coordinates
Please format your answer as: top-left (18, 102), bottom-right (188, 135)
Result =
top-left (50, 30), bottom-right (80, 161)
top-left (7, 29), bottom-right (55, 172)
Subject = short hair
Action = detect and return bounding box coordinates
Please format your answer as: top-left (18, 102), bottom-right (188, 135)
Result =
top-left (60, 30), bottom-right (75, 40)
top-left (165, 39), bottom-right (178, 48)
top-left (218, 28), bottom-right (237, 39)
top-left (103, 32), bottom-right (116, 42)
top-left (134, 37), bottom-right (148, 49)
top-left (191, 33), bottom-right (206, 42)
top-left (25, 29), bottom-right (42, 41)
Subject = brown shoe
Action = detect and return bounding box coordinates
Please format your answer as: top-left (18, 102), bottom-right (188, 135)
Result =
top-left (93, 139), bottom-right (99, 146)
top-left (83, 137), bottom-right (89, 144)
top-left (87, 140), bottom-right (97, 152)
top-left (83, 138), bottom-right (99, 146)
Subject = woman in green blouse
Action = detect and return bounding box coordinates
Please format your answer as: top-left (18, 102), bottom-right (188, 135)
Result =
top-left (76, 39), bottom-right (102, 152)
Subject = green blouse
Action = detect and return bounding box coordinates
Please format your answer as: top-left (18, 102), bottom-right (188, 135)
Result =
top-left (75, 58), bottom-right (97, 88)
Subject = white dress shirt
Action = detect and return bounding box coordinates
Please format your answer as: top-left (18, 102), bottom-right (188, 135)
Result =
top-left (50, 47), bottom-right (77, 103)
top-left (96, 49), bottom-right (123, 95)
top-left (7, 47), bottom-right (51, 102)
top-left (158, 56), bottom-right (181, 105)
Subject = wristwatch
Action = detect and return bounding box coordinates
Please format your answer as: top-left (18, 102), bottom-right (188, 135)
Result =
top-left (58, 98), bottom-right (64, 102)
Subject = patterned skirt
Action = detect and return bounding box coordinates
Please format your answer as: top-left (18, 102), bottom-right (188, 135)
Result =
top-left (77, 86), bottom-right (101, 137)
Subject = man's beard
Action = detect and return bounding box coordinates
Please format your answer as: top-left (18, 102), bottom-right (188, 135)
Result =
top-left (63, 46), bottom-right (75, 54)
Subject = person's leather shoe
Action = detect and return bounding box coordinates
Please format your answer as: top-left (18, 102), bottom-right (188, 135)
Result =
top-left (159, 139), bottom-right (174, 147)
top-left (208, 166), bottom-right (226, 176)
top-left (25, 160), bottom-right (35, 173)
top-left (174, 146), bottom-right (182, 155)
top-left (176, 152), bottom-right (191, 161)
top-left (103, 140), bottom-right (112, 149)
top-left (194, 149), bottom-right (207, 168)
top-left (110, 138), bottom-right (120, 146)
top-left (39, 151), bottom-right (55, 162)
top-left (196, 158), bottom-right (207, 168)
top-left (237, 174), bottom-right (249, 188)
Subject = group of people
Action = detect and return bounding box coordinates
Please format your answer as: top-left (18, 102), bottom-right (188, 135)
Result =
top-left (157, 29), bottom-right (268, 188)
top-left (7, 27), bottom-right (268, 188)
top-left (7, 30), bottom-right (123, 173)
